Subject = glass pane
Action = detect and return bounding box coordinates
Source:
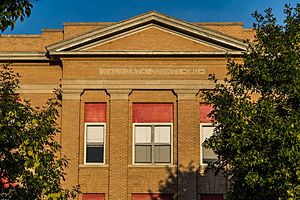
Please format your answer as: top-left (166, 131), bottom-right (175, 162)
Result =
top-left (201, 126), bottom-right (215, 142)
top-left (154, 126), bottom-right (171, 143)
top-left (86, 146), bottom-right (104, 163)
top-left (203, 147), bottom-right (217, 162)
top-left (201, 125), bottom-right (217, 163)
top-left (135, 145), bottom-right (151, 163)
top-left (154, 145), bottom-right (171, 163)
top-left (87, 125), bottom-right (104, 143)
top-left (135, 126), bottom-right (151, 143)
top-left (201, 194), bottom-right (224, 200)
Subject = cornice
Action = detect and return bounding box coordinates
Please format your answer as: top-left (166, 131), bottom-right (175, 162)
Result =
top-left (0, 52), bottom-right (49, 61)
top-left (50, 50), bottom-right (243, 57)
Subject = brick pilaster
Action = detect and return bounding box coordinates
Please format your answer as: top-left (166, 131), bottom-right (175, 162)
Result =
top-left (61, 90), bottom-right (82, 191)
top-left (175, 90), bottom-right (199, 200)
top-left (108, 90), bottom-right (131, 200)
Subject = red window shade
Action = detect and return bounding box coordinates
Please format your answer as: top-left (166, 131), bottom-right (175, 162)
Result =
top-left (132, 194), bottom-right (173, 200)
top-left (82, 193), bottom-right (105, 200)
top-left (84, 103), bottom-right (106, 122)
top-left (200, 194), bottom-right (223, 200)
top-left (133, 103), bottom-right (173, 123)
top-left (199, 103), bottom-right (213, 123)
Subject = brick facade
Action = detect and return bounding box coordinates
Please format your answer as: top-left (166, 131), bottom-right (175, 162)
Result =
top-left (0, 11), bottom-right (253, 200)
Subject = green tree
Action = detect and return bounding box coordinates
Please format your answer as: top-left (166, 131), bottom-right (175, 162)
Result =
top-left (0, 0), bottom-right (34, 31)
top-left (0, 64), bottom-right (79, 199)
top-left (203, 4), bottom-right (300, 200)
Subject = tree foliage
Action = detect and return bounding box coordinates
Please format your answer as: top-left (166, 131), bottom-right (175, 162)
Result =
top-left (203, 4), bottom-right (300, 200)
top-left (0, 0), bottom-right (34, 31)
top-left (0, 64), bottom-right (78, 199)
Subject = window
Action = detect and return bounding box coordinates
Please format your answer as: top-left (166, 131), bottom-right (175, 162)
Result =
top-left (199, 103), bottom-right (217, 165)
top-left (85, 123), bottom-right (105, 164)
top-left (200, 194), bottom-right (223, 200)
top-left (132, 103), bottom-right (173, 165)
top-left (82, 193), bottom-right (105, 200)
top-left (84, 103), bottom-right (106, 165)
top-left (200, 123), bottom-right (217, 165)
top-left (133, 124), bottom-right (172, 164)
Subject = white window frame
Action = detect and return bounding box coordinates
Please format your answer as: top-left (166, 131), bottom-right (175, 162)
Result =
top-left (132, 123), bottom-right (173, 165)
top-left (84, 122), bottom-right (106, 165)
top-left (200, 123), bottom-right (217, 166)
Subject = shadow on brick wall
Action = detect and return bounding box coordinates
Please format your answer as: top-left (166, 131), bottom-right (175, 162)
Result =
top-left (148, 162), bottom-right (228, 200)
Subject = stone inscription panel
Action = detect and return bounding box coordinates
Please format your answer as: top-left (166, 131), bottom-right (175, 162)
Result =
top-left (99, 67), bottom-right (206, 75)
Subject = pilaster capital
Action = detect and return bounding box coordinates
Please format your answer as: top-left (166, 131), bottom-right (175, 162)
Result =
top-left (62, 89), bottom-right (82, 100)
top-left (175, 89), bottom-right (199, 100)
top-left (107, 89), bottom-right (131, 100)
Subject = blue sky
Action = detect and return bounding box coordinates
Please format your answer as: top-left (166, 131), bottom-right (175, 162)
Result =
top-left (3, 0), bottom-right (300, 34)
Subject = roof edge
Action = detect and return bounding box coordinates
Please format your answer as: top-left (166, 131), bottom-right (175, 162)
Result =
top-left (46, 11), bottom-right (247, 52)
top-left (0, 52), bottom-right (49, 61)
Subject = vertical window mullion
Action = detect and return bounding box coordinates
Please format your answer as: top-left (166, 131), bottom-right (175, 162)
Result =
top-left (134, 123), bottom-right (172, 165)
top-left (151, 124), bottom-right (155, 164)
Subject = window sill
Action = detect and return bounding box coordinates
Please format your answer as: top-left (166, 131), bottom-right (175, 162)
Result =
top-left (79, 164), bottom-right (109, 168)
top-left (128, 164), bottom-right (177, 168)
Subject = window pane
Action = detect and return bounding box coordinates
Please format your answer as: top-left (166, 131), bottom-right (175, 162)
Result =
top-left (87, 125), bottom-right (104, 143)
top-left (154, 145), bottom-right (171, 163)
top-left (154, 126), bottom-right (171, 143)
top-left (203, 148), bottom-right (217, 162)
top-left (135, 126), bottom-right (151, 143)
top-left (135, 145), bottom-right (151, 163)
top-left (202, 126), bottom-right (215, 141)
top-left (201, 194), bottom-right (224, 200)
top-left (86, 146), bottom-right (104, 163)
top-left (201, 125), bottom-right (217, 162)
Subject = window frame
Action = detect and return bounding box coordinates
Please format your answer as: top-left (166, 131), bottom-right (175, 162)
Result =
top-left (132, 123), bottom-right (173, 165)
top-left (84, 122), bottom-right (106, 165)
top-left (200, 123), bottom-right (217, 166)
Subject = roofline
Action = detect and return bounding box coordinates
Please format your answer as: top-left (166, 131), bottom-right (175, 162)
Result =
top-left (0, 34), bottom-right (41, 38)
top-left (49, 50), bottom-right (244, 57)
top-left (0, 52), bottom-right (49, 61)
top-left (63, 22), bottom-right (114, 26)
top-left (47, 11), bottom-right (247, 52)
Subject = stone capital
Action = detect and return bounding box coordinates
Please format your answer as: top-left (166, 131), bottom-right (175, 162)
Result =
top-left (62, 89), bottom-right (83, 100)
top-left (175, 89), bottom-right (199, 100)
top-left (107, 89), bottom-right (131, 100)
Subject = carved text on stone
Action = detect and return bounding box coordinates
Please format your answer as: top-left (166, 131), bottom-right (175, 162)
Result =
top-left (99, 67), bottom-right (206, 75)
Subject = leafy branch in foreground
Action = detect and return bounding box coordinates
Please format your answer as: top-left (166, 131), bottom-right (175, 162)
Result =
top-left (0, 0), bottom-right (34, 31)
top-left (203, 4), bottom-right (300, 200)
top-left (0, 64), bottom-right (79, 199)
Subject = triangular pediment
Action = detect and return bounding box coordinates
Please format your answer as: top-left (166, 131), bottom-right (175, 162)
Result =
top-left (47, 11), bottom-right (247, 56)
top-left (84, 26), bottom-right (225, 52)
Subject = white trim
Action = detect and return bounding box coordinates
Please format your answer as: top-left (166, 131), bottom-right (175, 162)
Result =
top-left (0, 52), bottom-right (49, 61)
top-left (84, 122), bottom-right (106, 165)
top-left (200, 123), bottom-right (217, 166)
top-left (132, 123), bottom-right (173, 166)
top-left (49, 50), bottom-right (243, 57)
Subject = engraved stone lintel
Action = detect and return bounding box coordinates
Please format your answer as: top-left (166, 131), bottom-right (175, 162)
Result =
top-left (175, 89), bottom-right (199, 100)
top-left (107, 89), bottom-right (131, 100)
top-left (99, 67), bottom-right (206, 75)
top-left (62, 89), bottom-right (82, 100)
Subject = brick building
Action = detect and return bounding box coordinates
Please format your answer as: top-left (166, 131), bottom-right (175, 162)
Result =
top-left (0, 11), bottom-right (253, 200)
